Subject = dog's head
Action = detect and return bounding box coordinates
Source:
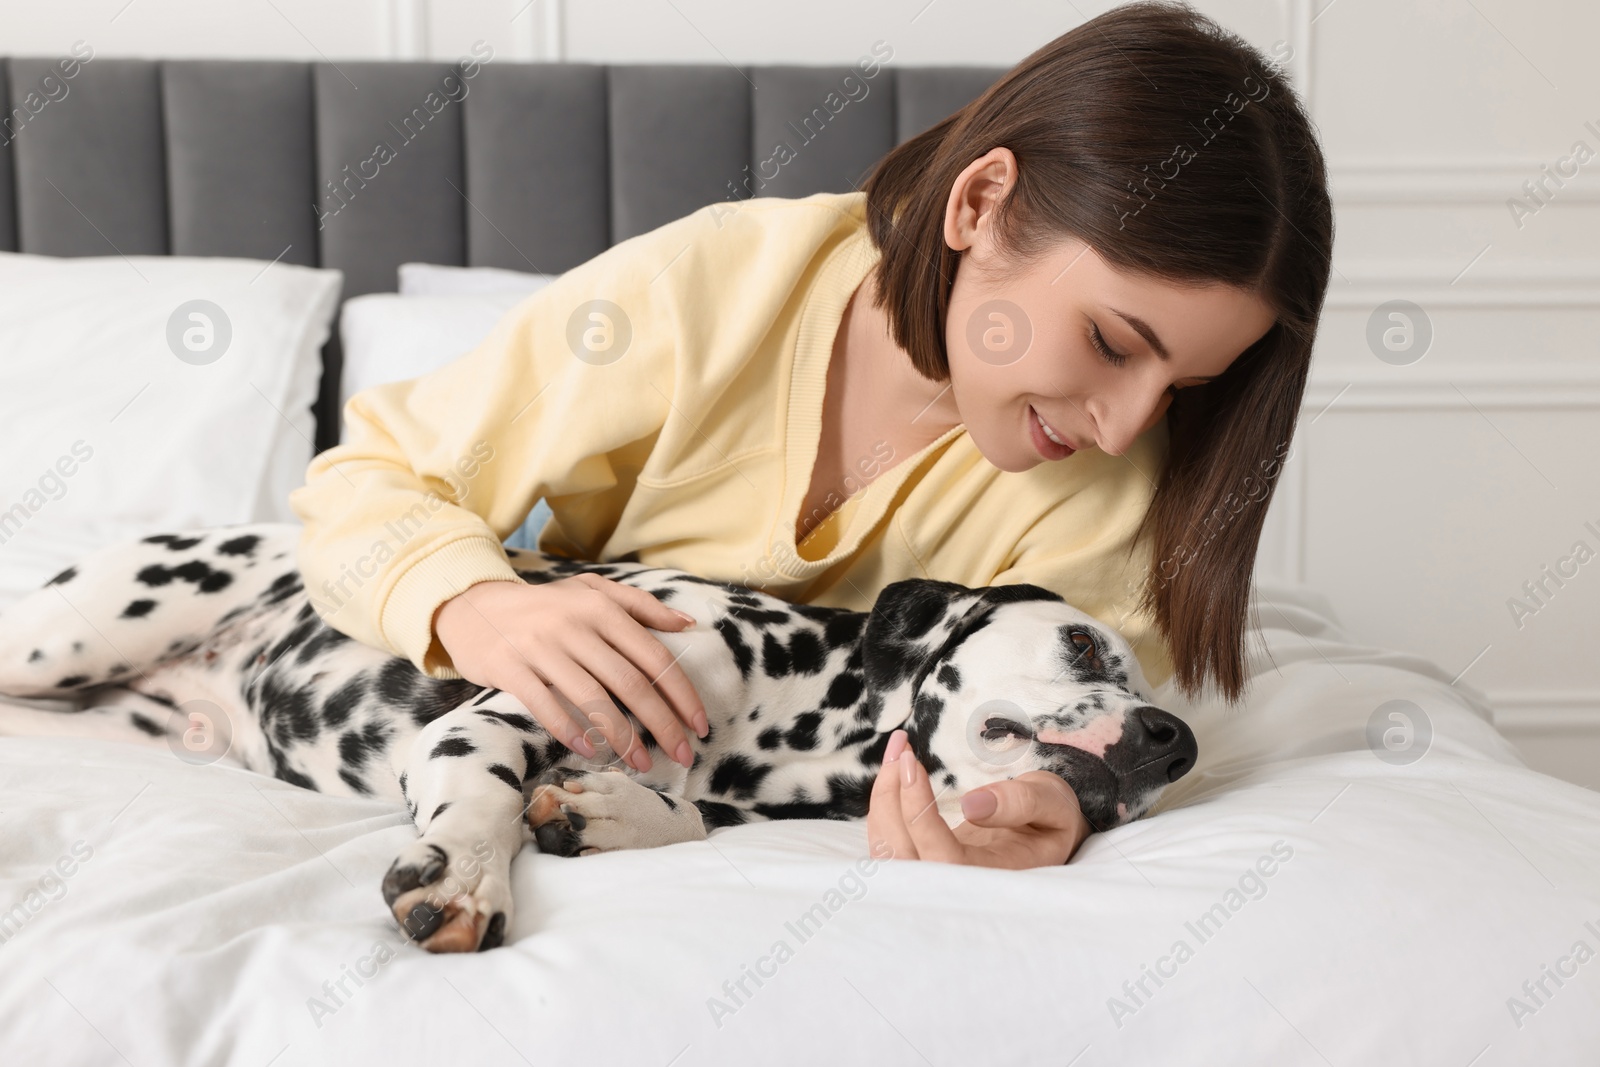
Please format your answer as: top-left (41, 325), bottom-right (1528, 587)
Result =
top-left (861, 579), bottom-right (1196, 831)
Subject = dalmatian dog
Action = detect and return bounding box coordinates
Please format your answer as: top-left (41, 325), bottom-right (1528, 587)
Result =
top-left (0, 522), bottom-right (1197, 953)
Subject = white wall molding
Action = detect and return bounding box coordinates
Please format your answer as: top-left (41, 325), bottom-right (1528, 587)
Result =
top-left (510, 0), bottom-right (565, 61)
top-left (1324, 260), bottom-right (1600, 310)
top-left (1491, 691), bottom-right (1600, 734)
top-left (1300, 367), bottom-right (1600, 410)
top-left (1282, 0), bottom-right (1314, 109)
top-left (1330, 157), bottom-right (1600, 205)
top-left (385, 0), bottom-right (428, 60)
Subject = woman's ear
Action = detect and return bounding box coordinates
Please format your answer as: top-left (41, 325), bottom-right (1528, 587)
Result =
top-left (943, 146), bottom-right (1020, 256)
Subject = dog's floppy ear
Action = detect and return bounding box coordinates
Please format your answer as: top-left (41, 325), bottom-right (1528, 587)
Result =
top-left (860, 579), bottom-right (976, 700)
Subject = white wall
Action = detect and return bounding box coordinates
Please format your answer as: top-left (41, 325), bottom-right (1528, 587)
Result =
top-left (1, 0), bottom-right (1596, 787)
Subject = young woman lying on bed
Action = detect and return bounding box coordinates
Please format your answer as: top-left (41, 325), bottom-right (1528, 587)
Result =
top-left (286, 0), bottom-right (1332, 872)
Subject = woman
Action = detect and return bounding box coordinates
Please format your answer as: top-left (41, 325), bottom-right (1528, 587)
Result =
top-left (288, 1), bottom-right (1332, 872)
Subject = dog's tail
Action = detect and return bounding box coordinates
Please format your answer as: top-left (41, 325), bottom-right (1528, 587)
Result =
top-left (0, 522), bottom-right (304, 699)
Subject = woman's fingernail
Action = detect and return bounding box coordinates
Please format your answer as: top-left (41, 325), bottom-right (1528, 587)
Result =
top-left (961, 789), bottom-right (998, 820)
top-left (901, 750), bottom-right (917, 786)
top-left (630, 748), bottom-right (652, 772)
top-left (571, 734), bottom-right (596, 758)
top-left (674, 610), bottom-right (696, 627)
top-left (675, 740), bottom-right (694, 768)
top-left (884, 729), bottom-right (907, 762)
top-left (694, 712), bottom-right (709, 738)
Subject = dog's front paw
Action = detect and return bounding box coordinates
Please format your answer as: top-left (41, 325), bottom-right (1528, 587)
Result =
top-left (381, 838), bottom-right (513, 953)
top-left (527, 766), bottom-right (706, 856)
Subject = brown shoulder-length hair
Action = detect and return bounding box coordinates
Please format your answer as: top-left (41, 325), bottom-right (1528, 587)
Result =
top-left (861, 0), bottom-right (1333, 705)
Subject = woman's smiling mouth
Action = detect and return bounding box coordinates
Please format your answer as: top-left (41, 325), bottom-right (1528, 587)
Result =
top-left (1028, 404), bottom-right (1079, 460)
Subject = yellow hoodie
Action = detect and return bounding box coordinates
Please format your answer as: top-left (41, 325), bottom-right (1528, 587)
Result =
top-left (288, 190), bottom-right (1175, 688)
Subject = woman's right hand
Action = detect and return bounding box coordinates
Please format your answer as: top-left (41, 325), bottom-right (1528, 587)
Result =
top-left (430, 576), bottom-right (708, 773)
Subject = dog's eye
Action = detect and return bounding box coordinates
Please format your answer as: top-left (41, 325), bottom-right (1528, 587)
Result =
top-left (1066, 628), bottom-right (1099, 661)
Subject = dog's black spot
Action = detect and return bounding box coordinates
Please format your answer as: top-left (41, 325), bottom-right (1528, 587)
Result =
top-left (521, 740), bottom-right (549, 781)
top-left (268, 747), bottom-right (318, 792)
top-left (648, 788), bottom-right (679, 811)
top-left (129, 712), bottom-right (165, 737)
top-left (122, 599), bottom-right (157, 619)
top-left (44, 565), bottom-right (77, 586)
top-left (787, 629), bottom-right (826, 674)
top-left (821, 671), bottom-right (864, 709)
top-left (26, 649), bottom-right (43, 663)
top-left (785, 711), bottom-right (823, 751)
top-left (293, 624), bottom-right (351, 665)
top-left (753, 772), bottom-right (874, 821)
top-left (708, 754), bottom-right (772, 800)
top-left (135, 560), bottom-right (234, 595)
top-left (259, 571), bottom-right (301, 605)
top-left (693, 798), bottom-right (749, 830)
top-left (338, 768), bottom-right (371, 794)
top-left (761, 632), bottom-right (790, 677)
top-left (756, 726), bottom-right (783, 750)
top-left (714, 618), bottom-right (754, 680)
top-left (338, 720), bottom-right (390, 768)
top-left (258, 672), bottom-right (320, 746)
top-left (145, 533), bottom-right (204, 552)
top-left (476, 709), bottom-right (538, 733)
top-left (729, 605), bottom-right (791, 627)
top-left (216, 534), bottom-right (261, 557)
top-left (470, 688), bottom-right (502, 707)
top-left (431, 802), bottom-right (452, 821)
top-left (56, 674), bottom-right (89, 688)
top-left (320, 675), bottom-right (367, 729)
top-left (936, 663), bottom-right (961, 690)
top-left (430, 736), bottom-right (476, 759)
top-left (486, 763), bottom-right (521, 791)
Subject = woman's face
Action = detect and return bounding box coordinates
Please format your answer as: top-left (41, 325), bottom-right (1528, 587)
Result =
top-left (942, 149), bottom-right (1279, 473)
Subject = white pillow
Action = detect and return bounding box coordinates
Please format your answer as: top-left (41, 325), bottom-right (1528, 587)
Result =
top-left (397, 261), bottom-right (556, 297)
top-left (337, 292), bottom-right (534, 438)
top-left (0, 253), bottom-right (341, 605)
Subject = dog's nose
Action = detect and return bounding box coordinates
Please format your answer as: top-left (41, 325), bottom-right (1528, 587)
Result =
top-left (1130, 706), bottom-right (1197, 783)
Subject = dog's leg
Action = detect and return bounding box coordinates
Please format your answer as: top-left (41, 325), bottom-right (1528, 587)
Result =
top-left (0, 523), bottom-right (299, 699)
top-left (381, 696), bottom-right (564, 953)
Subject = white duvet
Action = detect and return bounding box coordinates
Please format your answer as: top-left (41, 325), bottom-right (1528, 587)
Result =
top-left (2, 580), bottom-right (1597, 1066)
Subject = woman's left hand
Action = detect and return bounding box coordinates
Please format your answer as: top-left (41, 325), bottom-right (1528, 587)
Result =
top-left (866, 729), bottom-right (1092, 869)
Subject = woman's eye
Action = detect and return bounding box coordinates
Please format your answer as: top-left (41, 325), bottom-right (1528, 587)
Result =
top-left (1088, 323), bottom-right (1127, 367)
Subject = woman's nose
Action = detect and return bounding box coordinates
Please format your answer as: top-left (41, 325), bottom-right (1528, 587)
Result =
top-left (1095, 387), bottom-right (1173, 456)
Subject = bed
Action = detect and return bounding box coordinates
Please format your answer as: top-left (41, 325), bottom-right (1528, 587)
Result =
top-left (2, 55), bottom-right (1598, 1066)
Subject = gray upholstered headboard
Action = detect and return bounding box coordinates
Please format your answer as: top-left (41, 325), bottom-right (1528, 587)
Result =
top-left (0, 58), bottom-right (1003, 451)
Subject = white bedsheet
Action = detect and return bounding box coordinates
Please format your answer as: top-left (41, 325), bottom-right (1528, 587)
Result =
top-left (2, 581), bottom-right (1597, 1066)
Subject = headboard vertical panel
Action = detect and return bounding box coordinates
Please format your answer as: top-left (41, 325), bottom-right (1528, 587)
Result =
top-left (463, 64), bottom-right (608, 273)
top-left (311, 62), bottom-right (466, 300)
top-left (745, 66), bottom-right (897, 200)
top-left (892, 67), bottom-right (1001, 143)
top-left (9, 58), bottom-right (167, 257)
top-left (607, 65), bottom-right (750, 243)
top-left (163, 62), bottom-right (316, 266)
top-left (0, 61), bottom-right (15, 252)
